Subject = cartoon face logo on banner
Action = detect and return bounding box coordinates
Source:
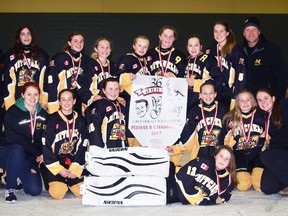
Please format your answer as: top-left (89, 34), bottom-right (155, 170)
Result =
top-left (129, 75), bottom-right (188, 149)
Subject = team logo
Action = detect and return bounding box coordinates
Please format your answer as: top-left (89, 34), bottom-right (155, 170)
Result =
top-left (94, 66), bottom-right (98, 71)
top-left (147, 56), bottom-right (152, 61)
top-left (64, 60), bottom-right (69, 66)
top-left (56, 124), bottom-right (59, 130)
top-left (239, 58), bottom-right (245, 65)
top-left (205, 49), bottom-right (210, 54)
top-left (110, 123), bottom-right (126, 140)
top-left (18, 69), bottom-right (36, 86)
top-left (59, 140), bottom-right (75, 155)
top-left (200, 129), bottom-right (220, 147)
top-left (254, 59), bottom-right (262, 66)
top-left (237, 135), bottom-right (259, 150)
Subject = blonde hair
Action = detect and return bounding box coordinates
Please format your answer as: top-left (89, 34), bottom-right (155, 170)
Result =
top-left (91, 37), bottom-right (112, 59)
top-left (223, 90), bottom-right (257, 136)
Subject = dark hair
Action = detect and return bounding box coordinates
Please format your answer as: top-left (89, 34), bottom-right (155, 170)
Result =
top-left (58, 89), bottom-right (76, 101)
top-left (213, 145), bottom-right (237, 185)
top-left (13, 25), bottom-right (40, 60)
top-left (187, 34), bottom-right (203, 47)
top-left (64, 31), bottom-right (84, 51)
top-left (213, 20), bottom-right (236, 58)
top-left (256, 88), bottom-right (283, 129)
top-left (200, 81), bottom-right (216, 93)
top-left (21, 82), bottom-right (41, 95)
top-left (100, 77), bottom-right (119, 97)
top-left (135, 99), bottom-right (149, 107)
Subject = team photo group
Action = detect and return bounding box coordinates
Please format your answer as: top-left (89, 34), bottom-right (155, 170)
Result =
top-left (0, 15), bottom-right (287, 207)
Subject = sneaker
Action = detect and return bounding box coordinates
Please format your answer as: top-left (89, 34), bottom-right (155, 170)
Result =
top-left (279, 186), bottom-right (288, 196)
top-left (15, 178), bottom-right (23, 192)
top-left (5, 189), bottom-right (17, 204)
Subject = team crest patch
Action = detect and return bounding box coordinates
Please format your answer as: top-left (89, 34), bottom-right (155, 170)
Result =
top-left (106, 106), bottom-right (112, 112)
top-left (200, 163), bottom-right (209, 171)
top-left (239, 58), bottom-right (245, 65)
top-left (56, 124), bottom-right (59, 129)
top-left (147, 56), bottom-right (152, 61)
top-left (205, 49), bottom-right (210, 54)
top-left (133, 64), bottom-right (138, 69)
top-left (94, 66), bottom-right (98, 71)
top-left (64, 60), bottom-right (69, 66)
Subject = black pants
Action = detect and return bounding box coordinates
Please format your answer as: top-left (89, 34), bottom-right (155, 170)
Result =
top-left (260, 148), bottom-right (288, 194)
top-left (166, 162), bottom-right (180, 204)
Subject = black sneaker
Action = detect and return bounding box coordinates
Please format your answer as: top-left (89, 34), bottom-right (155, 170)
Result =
top-left (5, 189), bottom-right (17, 204)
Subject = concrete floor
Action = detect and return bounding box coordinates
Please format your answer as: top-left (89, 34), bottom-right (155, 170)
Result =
top-left (0, 188), bottom-right (287, 216)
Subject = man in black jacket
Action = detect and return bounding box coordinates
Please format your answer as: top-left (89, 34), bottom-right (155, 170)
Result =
top-left (242, 16), bottom-right (287, 99)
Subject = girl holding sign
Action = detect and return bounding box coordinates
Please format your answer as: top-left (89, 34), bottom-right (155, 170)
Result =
top-left (166, 82), bottom-right (228, 168)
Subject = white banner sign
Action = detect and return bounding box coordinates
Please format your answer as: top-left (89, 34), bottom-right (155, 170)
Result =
top-left (129, 75), bottom-right (188, 149)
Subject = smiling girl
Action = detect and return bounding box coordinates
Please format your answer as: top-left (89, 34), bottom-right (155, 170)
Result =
top-left (116, 35), bottom-right (151, 147)
top-left (41, 89), bottom-right (88, 200)
top-left (78, 37), bottom-right (116, 106)
top-left (1, 82), bottom-right (47, 203)
top-left (185, 34), bottom-right (222, 110)
top-left (46, 32), bottom-right (90, 115)
top-left (256, 89), bottom-right (288, 195)
top-left (3, 25), bottom-right (49, 110)
top-left (166, 82), bottom-right (228, 167)
top-left (223, 90), bottom-right (266, 191)
top-left (167, 145), bottom-right (236, 205)
top-left (86, 77), bottom-right (128, 148)
top-left (147, 25), bottom-right (186, 78)
top-left (206, 21), bottom-right (247, 110)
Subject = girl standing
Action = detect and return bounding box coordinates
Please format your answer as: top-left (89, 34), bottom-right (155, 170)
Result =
top-left (223, 90), bottom-right (265, 191)
top-left (46, 31), bottom-right (90, 114)
top-left (147, 25), bottom-right (186, 78)
top-left (3, 25), bottom-right (49, 110)
top-left (207, 21), bottom-right (246, 109)
top-left (78, 37), bottom-right (116, 106)
top-left (41, 89), bottom-right (88, 200)
top-left (116, 35), bottom-right (151, 147)
top-left (185, 34), bottom-right (222, 111)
